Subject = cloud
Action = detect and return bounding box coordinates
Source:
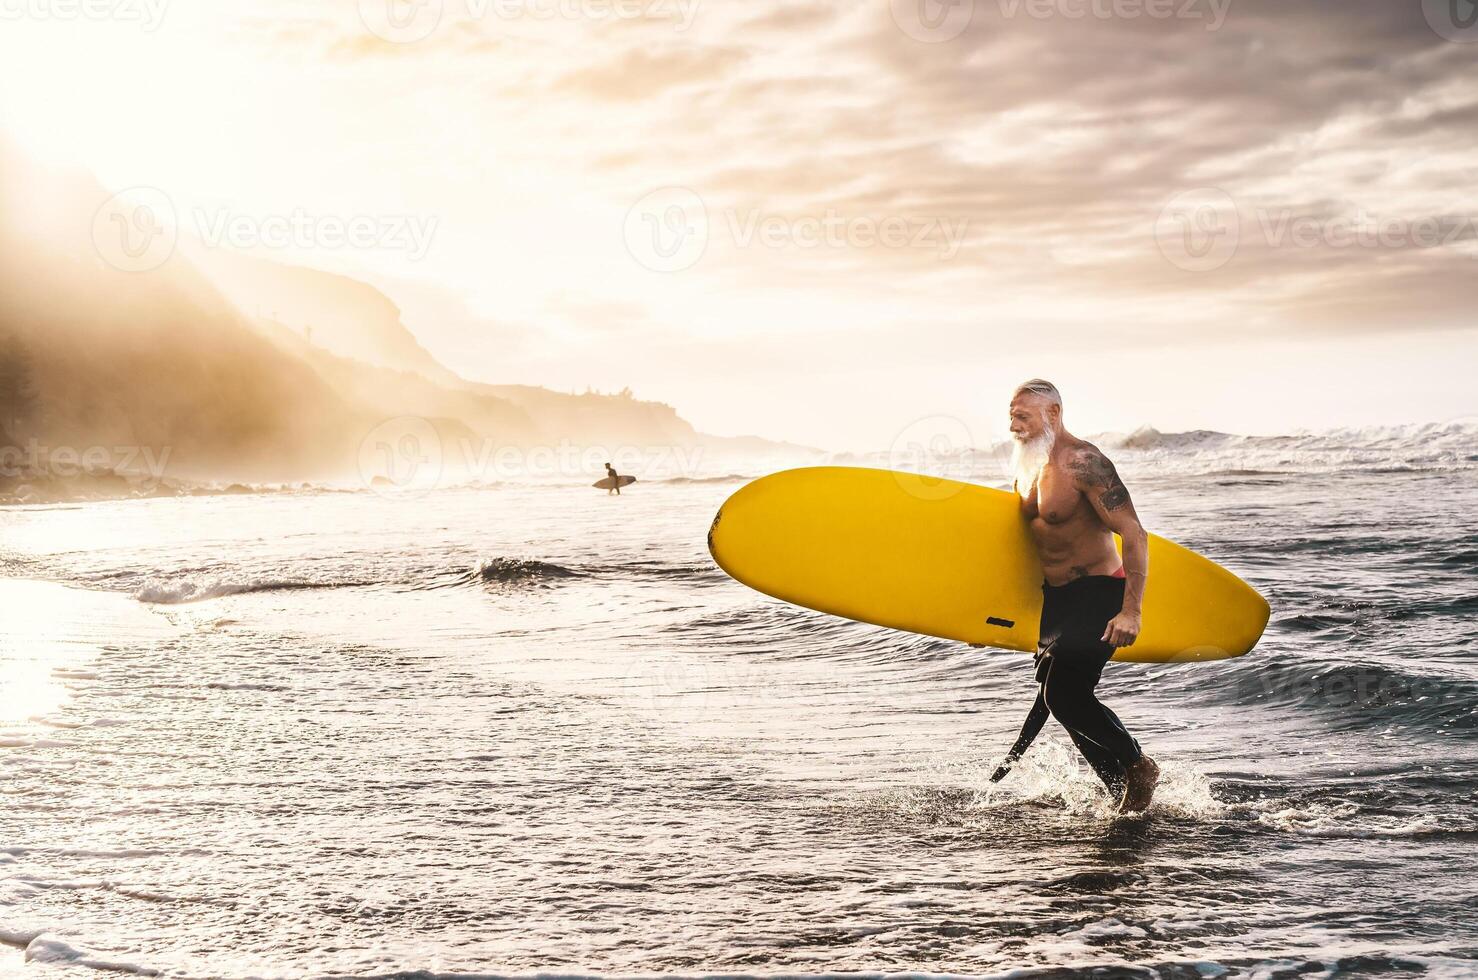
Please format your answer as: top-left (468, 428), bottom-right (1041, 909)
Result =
top-left (562, 0), bottom-right (1478, 340)
top-left (220, 0), bottom-right (1471, 352)
top-left (549, 45), bottom-right (748, 101)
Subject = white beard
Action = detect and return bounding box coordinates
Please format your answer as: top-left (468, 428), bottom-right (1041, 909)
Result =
top-left (1011, 427), bottom-right (1056, 498)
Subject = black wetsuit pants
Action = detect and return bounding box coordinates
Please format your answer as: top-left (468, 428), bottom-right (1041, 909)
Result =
top-left (1009, 575), bottom-right (1144, 795)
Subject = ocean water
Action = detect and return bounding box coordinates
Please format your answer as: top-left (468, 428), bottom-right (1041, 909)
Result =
top-left (1, 424), bottom-right (1476, 978)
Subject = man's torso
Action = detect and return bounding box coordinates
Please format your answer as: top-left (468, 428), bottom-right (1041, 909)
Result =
top-left (1019, 441), bottom-right (1124, 586)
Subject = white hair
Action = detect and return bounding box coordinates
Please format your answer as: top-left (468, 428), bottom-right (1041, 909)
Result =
top-left (1012, 378), bottom-right (1062, 408)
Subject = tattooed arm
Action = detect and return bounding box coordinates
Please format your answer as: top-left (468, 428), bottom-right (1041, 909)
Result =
top-left (1069, 445), bottom-right (1149, 647)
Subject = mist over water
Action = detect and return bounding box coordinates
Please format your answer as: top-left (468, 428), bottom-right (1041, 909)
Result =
top-left (1, 432), bottom-right (1475, 978)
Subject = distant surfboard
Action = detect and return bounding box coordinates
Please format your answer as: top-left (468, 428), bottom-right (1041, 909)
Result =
top-left (707, 467), bottom-right (1270, 663)
top-left (594, 475), bottom-right (637, 490)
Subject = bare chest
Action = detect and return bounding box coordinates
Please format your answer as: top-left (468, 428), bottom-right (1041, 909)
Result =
top-left (1020, 470), bottom-right (1085, 526)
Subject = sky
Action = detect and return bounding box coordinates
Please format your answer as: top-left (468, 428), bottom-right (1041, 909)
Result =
top-left (1, 0), bottom-right (1475, 451)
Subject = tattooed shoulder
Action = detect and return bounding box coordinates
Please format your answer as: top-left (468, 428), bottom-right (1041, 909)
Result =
top-left (1069, 446), bottom-right (1131, 511)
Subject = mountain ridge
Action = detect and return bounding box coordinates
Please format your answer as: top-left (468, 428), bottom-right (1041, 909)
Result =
top-left (0, 138), bottom-right (815, 500)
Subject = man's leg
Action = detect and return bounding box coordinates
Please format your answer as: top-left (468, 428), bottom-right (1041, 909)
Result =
top-left (1041, 655), bottom-right (1143, 795)
top-left (1063, 723), bottom-right (1130, 797)
top-left (1035, 667), bottom-right (1126, 794)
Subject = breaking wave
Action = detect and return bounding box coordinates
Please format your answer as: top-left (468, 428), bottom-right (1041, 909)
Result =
top-left (135, 576), bottom-right (371, 604)
top-left (457, 557), bottom-right (582, 587)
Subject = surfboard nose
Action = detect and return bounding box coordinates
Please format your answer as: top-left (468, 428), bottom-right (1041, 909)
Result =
top-left (706, 508), bottom-right (723, 560)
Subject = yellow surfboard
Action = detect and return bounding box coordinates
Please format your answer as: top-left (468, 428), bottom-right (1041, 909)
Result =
top-left (707, 467), bottom-right (1269, 663)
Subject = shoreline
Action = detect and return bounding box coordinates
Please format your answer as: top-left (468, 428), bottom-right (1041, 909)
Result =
top-left (0, 579), bottom-right (175, 728)
top-left (0, 471), bottom-right (336, 508)
top-left (0, 581), bottom-right (174, 978)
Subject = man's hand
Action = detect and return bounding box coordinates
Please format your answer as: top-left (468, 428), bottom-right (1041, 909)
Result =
top-left (1101, 610), bottom-right (1141, 648)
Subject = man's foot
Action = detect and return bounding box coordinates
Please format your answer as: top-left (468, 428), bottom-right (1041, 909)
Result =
top-left (1118, 756), bottom-right (1159, 813)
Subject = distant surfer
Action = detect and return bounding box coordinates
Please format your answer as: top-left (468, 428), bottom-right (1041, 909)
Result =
top-left (605, 462), bottom-right (622, 495)
top-left (995, 379), bottom-right (1160, 812)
